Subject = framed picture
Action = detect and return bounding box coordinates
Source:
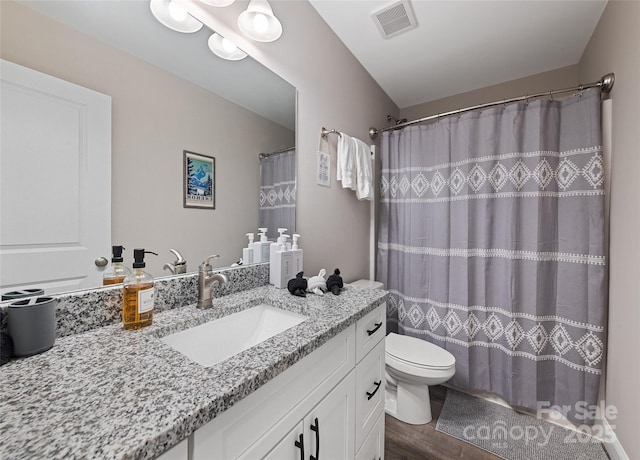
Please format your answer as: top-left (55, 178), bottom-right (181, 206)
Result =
top-left (183, 150), bottom-right (215, 209)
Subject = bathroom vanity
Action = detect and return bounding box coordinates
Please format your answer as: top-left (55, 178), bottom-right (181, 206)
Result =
top-left (0, 282), bottom-right (387, 459)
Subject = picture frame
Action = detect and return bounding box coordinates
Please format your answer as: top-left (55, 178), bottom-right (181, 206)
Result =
top-left (183, 150), bottom-right (215, 209)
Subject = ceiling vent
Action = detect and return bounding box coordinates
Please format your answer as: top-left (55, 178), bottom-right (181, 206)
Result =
top-left (372, 1), bottom-right (417, 39)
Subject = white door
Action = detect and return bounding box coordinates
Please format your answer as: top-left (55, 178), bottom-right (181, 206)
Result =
top-left (0, 59), bottom-right (111, 295)
top-left (306, 372), bottom-right (356, 460)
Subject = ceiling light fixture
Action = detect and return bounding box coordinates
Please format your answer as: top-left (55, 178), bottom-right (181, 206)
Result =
top-left (150, 0), bottom-right (203, 33)
top-left (237, 0), bottom-right (282, 42)
top-left (207, 33), bottom-right (247, 60)
top-left (200, 0), bottom-right (235, 6)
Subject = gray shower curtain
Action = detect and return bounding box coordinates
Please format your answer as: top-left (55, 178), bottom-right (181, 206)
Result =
top-left (259, 149), bottom-right (296, 240)
top-left (377, 89), bottom-right (606, 424)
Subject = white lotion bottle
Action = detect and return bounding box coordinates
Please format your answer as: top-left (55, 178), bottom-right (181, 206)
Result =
top-left (256, 228), bottom-right (271, 263)
top-left (270, 233), bottom-right (290, 288)
top-left (269, 228), bottom-right (287, 266)
top-left (279, 245), bottom-right (293, 288)
top-left (291, 234), bottom-right (303, 275)
top-left (243, 233), bottom-right (254, 264)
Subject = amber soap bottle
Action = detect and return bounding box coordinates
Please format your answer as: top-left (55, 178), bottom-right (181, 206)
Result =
top-left (122, 249), bottom-right (157, 330)
top-left (103, 245), bottom-right (131, 285)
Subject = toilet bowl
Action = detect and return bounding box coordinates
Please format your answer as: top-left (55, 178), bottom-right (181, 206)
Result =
top-left (385, 332), bottom-right (456, 425)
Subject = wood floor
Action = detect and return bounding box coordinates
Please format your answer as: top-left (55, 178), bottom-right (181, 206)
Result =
top-left (384, 385), bottom-right (503, 460)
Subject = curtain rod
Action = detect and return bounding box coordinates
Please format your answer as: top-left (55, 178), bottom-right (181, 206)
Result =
top-left (369, 73), bottom-right (615, 140)
top-left (258, 146), bottom-right (295, 160)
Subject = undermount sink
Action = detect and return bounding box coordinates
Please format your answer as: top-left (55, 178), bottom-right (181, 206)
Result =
top-left (160, 304), bottom-right (308, 367)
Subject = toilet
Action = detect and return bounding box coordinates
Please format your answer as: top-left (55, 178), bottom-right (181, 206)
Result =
top-left (385, 332), bottom-right (455, 424)
top-left (350, 280), bottom-right (456, 425)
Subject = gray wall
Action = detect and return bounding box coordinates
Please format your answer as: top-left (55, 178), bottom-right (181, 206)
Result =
top-left (185, 0), bottom-right (399, 283)
top-left (400, 65), bottom-right (579, 121)
top-left (0, 1), bottom-right (295, 275)
top-left (579, 1), bottom-right (640, 458)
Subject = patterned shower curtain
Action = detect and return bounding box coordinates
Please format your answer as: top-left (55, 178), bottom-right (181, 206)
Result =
top-left (377, 89), bottom-right (606, 424)
top-left (259, 149), bottom-right (296, 240)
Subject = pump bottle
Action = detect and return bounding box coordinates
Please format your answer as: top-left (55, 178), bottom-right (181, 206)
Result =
top-left (243, 233), bottom-right (255, 264)
top-left (269, 229), bottom-right (289, 268)
top-left (254, 227), bottom-right (271, 263)
top-left (122, 249), bottom-right (157, 330)
top-left (291, 234), bottom-right (303, 274)
top-left (270, 230), bottom-right (292, 288)
top-left (103, 245), bottom-right (131, 285)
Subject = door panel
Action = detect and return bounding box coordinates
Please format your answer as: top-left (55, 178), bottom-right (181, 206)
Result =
top-left (0, 59), bottom-right (111, 294)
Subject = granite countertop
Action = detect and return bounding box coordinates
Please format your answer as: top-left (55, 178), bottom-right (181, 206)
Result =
top-left (0, 284), bottom-right (388, 460)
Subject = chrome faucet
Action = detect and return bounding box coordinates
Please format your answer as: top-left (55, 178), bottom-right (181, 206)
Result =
top-left (197, 255), bottom-right (229, 309)
top-left (163, 249), bottom-right (187, 275)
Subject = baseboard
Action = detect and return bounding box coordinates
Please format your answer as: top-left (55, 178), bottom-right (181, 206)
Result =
top-left (602, 419), bottom-right (629, 460)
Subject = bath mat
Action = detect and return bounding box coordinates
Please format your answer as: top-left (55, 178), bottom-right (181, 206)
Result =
top-left (435, 389), bottom-right (609, 460)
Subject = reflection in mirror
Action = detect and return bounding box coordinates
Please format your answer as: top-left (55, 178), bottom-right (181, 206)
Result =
top-left (0, 0), bottom-right (296, 297)
top-left (259, 148), bottom-right (296, 240)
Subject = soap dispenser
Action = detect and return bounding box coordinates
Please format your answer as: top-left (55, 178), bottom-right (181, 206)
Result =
top-left (269, 233), bottom-right (291, 289)
top-left (255, 228), bottom-right (271, 263)
top-left (269, 229), bottom-right (288, 269)
top-left (122, 249), bottom-right (157, 330)
top-left (243, 233), bottom-right (255, 264)
top-left (291, 234), bottom-right (303, 274)
top-left (103, 245), bottom-right (131, 285)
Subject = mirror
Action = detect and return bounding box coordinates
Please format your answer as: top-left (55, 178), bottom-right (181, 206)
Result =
top-left (0, 0), bottom-right (296, 295)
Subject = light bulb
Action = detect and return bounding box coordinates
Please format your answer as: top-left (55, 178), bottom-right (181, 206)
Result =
top-left (252, 13), bottom-right (269, 33)
top-left (208, 33), bottom-right (247, 60)
top-left (221, 38), bottom-right (237, 53)
top-left (168, 1), bottom-right (187, 21)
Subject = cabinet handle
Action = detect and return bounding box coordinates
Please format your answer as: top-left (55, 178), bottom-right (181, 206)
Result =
top-left (367, 322), bottom-right (382, 336)
top-left (310, 417), bottom-right (320, 460)
top-left (367, 381), bottom-right (382, 400)
top-left (295, 433), bottom-right (304, 460)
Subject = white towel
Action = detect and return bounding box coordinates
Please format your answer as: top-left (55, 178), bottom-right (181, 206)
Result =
top-left (336, 133), bottom-right (373, 199)
top-left (353, 137), bottom-right (373, 201)
top-left (336, 133), bottom-right (356, 190)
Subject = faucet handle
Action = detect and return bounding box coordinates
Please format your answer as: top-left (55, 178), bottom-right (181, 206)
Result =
top-left (169, 249), bottom-right (186, 264)
top-left (201, 254), bottom-right (220, 269)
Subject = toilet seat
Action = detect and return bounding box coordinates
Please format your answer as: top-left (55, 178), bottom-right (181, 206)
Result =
top-left (386, 333), bottom-right (455, 370)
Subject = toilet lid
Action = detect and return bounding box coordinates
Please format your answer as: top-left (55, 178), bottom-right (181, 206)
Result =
top-left (386, 333), bottom-right (455, 369)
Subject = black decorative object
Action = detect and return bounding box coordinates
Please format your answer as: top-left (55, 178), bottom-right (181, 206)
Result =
top-left (287, 271), bottom-right (307, 297)
top-left (326, 268), bottom-right (343, 295)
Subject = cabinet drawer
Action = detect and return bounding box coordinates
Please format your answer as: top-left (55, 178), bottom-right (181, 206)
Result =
top-left (355, 339), bottom-right (385, 450)
top-left (355, 411), bottom-right (385, 460)
top-left (356, 304), bottom-right (386, 363)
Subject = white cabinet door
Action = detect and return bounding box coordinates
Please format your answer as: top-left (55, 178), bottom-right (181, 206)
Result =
top-left (305, 372), bottom-right (355, 460)
top-left (192, 326), bottom-right (355, 460)
top-left (263, 421), bottom-right (305, 460)
top-left (264, 372), bottom-right (356, 460)
top-left (0, 59), bottom-right (111, 294)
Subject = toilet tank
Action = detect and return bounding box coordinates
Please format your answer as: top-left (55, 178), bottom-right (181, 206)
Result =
top-left (350, 279), bottom-right (384, 290)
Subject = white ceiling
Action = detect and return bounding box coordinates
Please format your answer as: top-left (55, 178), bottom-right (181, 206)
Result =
top-left (309, 0), bottom-right (607, 109)
top-left (19, 0), bottom-right (296, 130)
top-left (20, 1), bottom-right (607, 121)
